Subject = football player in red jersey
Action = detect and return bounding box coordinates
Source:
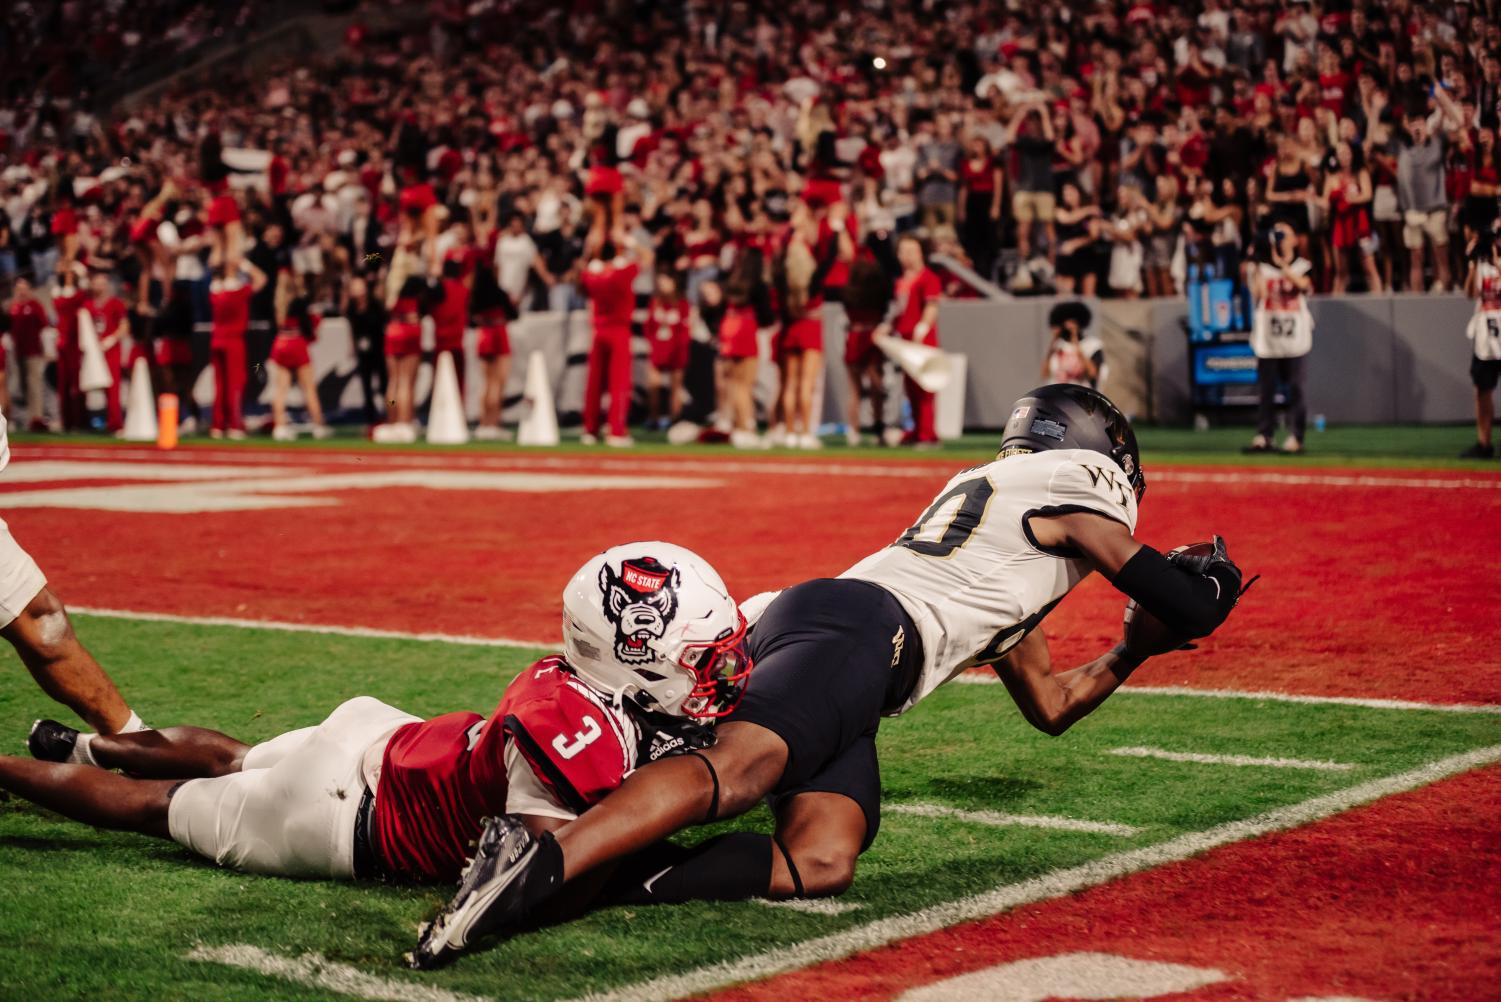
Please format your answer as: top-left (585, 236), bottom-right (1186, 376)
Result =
top-left (7, 544), bottom-right (751, 891)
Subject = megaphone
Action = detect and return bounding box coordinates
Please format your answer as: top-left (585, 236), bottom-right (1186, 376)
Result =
top-left (76, 306), bottom-right (114, 393)
top-left (873, 333), bottom-right (952, 393)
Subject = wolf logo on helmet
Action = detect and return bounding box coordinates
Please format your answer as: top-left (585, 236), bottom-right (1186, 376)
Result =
top-left (598, 557), bottom-right (680, 666)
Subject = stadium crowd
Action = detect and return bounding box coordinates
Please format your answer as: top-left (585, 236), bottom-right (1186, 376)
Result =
top-left (0, 0), bottom-right (1495, 445)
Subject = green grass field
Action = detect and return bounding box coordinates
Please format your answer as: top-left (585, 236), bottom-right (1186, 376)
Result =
top-left (2, 615), bottom-right (1497, 1001)
top-left (12, 421), bottom-right (1494, 470)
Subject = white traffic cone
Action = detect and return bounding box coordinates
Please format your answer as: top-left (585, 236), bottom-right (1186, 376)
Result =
top-left (425, 351), bottom-right (470, 445)
top-left (517, 349), bottom-right (560, 447)
top-left (77, 308), bottom-right (113, 392)
top-left (121, 356), bottom-right (158, 441)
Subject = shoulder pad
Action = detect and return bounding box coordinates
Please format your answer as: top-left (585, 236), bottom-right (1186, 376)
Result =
top-left (502, 672), bottom-right (633, 814)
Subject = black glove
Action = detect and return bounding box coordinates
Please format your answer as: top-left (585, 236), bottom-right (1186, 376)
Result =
top-left (1167, 535), bottom-right (1255, 604)
top-left (625, 696), bottom-right (716, 764)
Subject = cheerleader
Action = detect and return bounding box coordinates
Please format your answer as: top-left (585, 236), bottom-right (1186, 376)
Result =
top-left (719, 249), bottom-right (773, 448)
top-left (646, 271), bottom-right (691, 429)
top-left (472, 260), bottom-right (518, 441)
top-left (382, 247), bottom-right (428, 443)
top-left (1462, 232), bottom-right (1501, 459)
top-left (879, 235), bottom-right (943, 447)
top-left (1247, 222), bottom-right (1314, 454)
top-left (775, 199), bottom-right (844, 449)
top-left (840, 253), bottom-right (892, 447)
top-left (579, 228), bottom-right (650, 446)
top-left (268, 272), bottom-right (332, 441)
top-left (207, 252), bottom-right (267, 439)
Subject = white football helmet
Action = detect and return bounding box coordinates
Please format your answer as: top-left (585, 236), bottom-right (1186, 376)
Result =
top-left (562, 541), bottom-right (752, 718)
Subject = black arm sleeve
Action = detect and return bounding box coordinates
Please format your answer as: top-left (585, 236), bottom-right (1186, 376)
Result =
top-left (1109, 544), bottom-right (1238, 639)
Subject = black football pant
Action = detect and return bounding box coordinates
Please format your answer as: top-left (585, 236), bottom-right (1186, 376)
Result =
top-left (1256, 355), bottom-right (1306, 441)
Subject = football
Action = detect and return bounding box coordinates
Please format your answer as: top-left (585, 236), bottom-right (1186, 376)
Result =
top-left (1122, 541), bottom-right (1216, 657)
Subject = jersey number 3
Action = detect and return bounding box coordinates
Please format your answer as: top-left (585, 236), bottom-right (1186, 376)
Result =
top-left (895, 477), bottom-right (994, 557)
top-left (552, 716), bottom-right (603, 760)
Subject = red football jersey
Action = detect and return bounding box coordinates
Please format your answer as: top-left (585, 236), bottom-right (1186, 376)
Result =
top-left (372, 656), bottom-right (635, 883)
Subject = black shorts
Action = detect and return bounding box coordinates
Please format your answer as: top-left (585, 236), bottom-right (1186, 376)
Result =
top-left (1473, 357), bottom-right (1501, 392)
top-left (729, 578), bottom-right (922, 851)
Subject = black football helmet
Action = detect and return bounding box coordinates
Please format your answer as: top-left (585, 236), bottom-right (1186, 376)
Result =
top-left (998, 384), bottom-right (1146, 501)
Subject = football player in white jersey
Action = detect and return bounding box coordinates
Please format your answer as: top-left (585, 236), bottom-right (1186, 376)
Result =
top-left (0, 407), bottom-right (148, 745)
top-left (411, 384), bottom-right (1248, 968)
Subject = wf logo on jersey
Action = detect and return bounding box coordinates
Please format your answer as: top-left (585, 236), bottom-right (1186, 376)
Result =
top-left (1081, 464), bottom-right (1132, 508)
top-left (599, 557), bottom-right (680, 665)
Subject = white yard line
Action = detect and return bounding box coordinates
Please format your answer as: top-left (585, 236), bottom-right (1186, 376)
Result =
top-left (757, 898), bottom-right (865, 916)
top-left (69, 607), bottom-right (1501, 716)
top-left (568, 743), bottom-right (1501, 1002)
top-left (1106, 746), bottom-right (1354, 772)
top-left (954, 673), bottom-right (1501, 715)
top-left (71, 606), bottom-right (544, 650)
top-left (184, 944), bottom-right (487, 1002)
top-left (885, 802), bottom-right (1140, 836)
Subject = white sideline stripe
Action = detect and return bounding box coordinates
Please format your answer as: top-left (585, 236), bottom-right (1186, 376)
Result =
top-left (757, 898), bottom-right (865, 916)
top-left (18, 445), bottom-right (1501, 488)
top-left (185, 943), bottom-right (487, 1002)
top-left (70, 606), bottom-right (544, 650)
top-left (1107, 746), bottom-right (1354, 772)
top-left (955, 673), bottom-right (1501, 715)
top-left (12, 446), bottom-right (941, 479)
top-left (886, 801), bottom-right (1140, 836)
top-left (569, 743), bottom-right (1501, 1002)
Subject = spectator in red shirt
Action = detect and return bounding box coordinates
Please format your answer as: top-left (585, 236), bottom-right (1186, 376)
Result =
top-left (83, 269), bottom-right (128, 434)
top-left (957, 136), bottom-right (1004, 282)
top-left (7, 277), bottom-right (50, 430)
top-left (579, 229), bottom-right (650, 446)
top-left (878, 235), bottom-right (943, 448)
top-left (207, 254), bottom-right (267, 439)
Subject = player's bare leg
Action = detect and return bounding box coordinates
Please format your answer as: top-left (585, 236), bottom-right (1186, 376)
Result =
top-left (555, 721), bottom-right (787, 880)
top-left (83, 727), bottom-right (250, 779)
top-left (768, 791), bottom-right (865, 898)
top-left (3, 586), bottom-right (132, 734)
top-left (0, 755), bottom-right (175, 838)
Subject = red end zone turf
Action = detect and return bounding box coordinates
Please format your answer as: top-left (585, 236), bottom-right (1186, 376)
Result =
top-left (697, 763), bottom-right (1501, 1002)
top-left (6, 445), bottom-right (1501, 704)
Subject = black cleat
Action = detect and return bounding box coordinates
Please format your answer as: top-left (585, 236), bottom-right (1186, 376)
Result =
top-left (407, 814), bottom-right (564, 969)
top-left (28, 719), bottom-right (80, 763)
top-left (1459, 442), bottom-right (1495, 460)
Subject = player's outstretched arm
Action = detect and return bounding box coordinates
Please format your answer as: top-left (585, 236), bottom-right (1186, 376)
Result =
top-left (1032, 512), bottom-right (1243, 640)
top-left (994, 628), bottom-right (1143, 736)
